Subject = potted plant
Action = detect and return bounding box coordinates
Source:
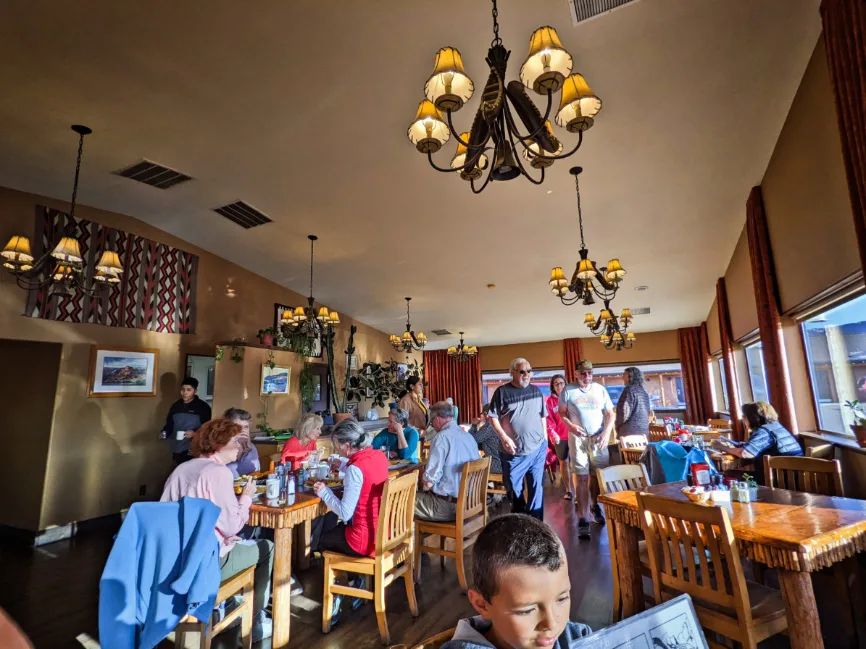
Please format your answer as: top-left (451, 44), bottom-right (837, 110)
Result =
top-left (844, 400), bottom-right (866, 447)
top-left (298, 363), bottom-right (316, 413)
top-left (741, 473), bottom-right (759, 500)
top-left (326, 324), bottom-right (357, 422)
top-left (257, 327), bottom-right (277, 346)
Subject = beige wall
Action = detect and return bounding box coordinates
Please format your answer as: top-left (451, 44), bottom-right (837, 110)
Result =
top-left (762, 36), bottom-right (859, 313)
top-left (706, 298), bottom-right (721, 354)
top-left (479, 340), bottom-right (563, 371)
top-left (725, 227), bottom-right (758, 341)
top-left (0, 185), bottom-right (400, 530)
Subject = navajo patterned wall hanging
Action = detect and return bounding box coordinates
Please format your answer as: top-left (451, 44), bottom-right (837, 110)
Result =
top-left (25, 206), bottom-right (198, 334)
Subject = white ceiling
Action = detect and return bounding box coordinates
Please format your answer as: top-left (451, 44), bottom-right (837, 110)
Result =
top-left (0, 0), bottom-right (821, 348)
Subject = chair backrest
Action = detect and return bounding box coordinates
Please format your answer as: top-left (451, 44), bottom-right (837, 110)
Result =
top-left (648, 424), bottom-right (672, 442)
top-left (707, 418), bottom-right (731, 430)
top-left (316, 437), bottom-right (334, 457)
top-left (637, 493), bottom-right (754, 639)
top-left (805, 443), bottom-right (835, 459)
top-left (457, 457), bottom-right (491, 528)
top-left (411, 628), bottom-right (456, 649)
top-left (619, 434), bottom-right (648, 449)
top-left (763, 456), bottom-right (844, 496)
top-left (597, 464), bottom-right (650, 495)
top-left (375, 470), bottom-right (419, 555)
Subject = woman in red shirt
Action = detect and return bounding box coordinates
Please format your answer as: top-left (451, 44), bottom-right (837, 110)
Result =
top-left (280, 413), bottom-right (323, 469)
top-left (546, 374), bottom-right (572, 500)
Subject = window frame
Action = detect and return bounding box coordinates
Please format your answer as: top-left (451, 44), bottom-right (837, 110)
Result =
top-left (589, 358), bottom-right (687, 412)
top-left (711, 353), bottom-right (730, 415)
top-left (743, 339), bottom-right (769, 404)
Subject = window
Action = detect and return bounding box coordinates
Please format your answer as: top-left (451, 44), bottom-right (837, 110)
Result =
top-left (802, 293), bottom-right (866, 437)
top-left (481, 368), bottom-right (564, 404)
top-left (717, 357), bottom-right (730, 412)
top-left (591, 362), bottom-right (686, 411)
top-left (745, 342), bottom-right (769, 403)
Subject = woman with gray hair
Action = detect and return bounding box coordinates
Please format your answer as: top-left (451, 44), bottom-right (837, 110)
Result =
top-left (371, 407), bottom-right (421, 463)
top-left (615, 367), bottom-right (651, 437)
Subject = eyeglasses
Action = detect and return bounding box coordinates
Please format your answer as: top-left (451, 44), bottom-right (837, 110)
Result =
top-left (514, 369), bottom-right (533, 375)
top-left (579, 370), bottom-right (592, 376)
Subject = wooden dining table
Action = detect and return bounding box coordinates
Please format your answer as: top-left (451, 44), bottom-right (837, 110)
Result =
top-left (599, 481), bottom-right (866, 649)
top-left (247, 462), bottom-right (422, 648)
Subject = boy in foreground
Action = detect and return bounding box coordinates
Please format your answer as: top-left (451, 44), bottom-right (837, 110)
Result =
top-left (444, 514), bottom-right (591, 649)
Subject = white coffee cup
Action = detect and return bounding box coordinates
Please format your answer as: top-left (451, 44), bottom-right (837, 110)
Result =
top-left (176, 429), bottom-right (186, 441)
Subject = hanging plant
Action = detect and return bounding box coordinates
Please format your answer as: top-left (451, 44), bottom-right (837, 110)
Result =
top-left (299, 363), bottom-right (316, 412)
top-left (275, 327), bottom-right (318, 357)
top-left (215, 345), bottom-right (225, 362)
top-left (266, 349), bottom-right (276, 370)
top-left (230, 338), bottom-right (245, 363)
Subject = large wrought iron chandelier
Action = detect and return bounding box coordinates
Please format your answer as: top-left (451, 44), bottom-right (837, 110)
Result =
top-left (406, 0), bottom-right (602, 194)
top-left (447, 332), bottom-right (478, 362)
top-left (283, 235), bottom-right (340, 339)
top-left (2, 125), bottom-right (123, 297)
top-left (585, 299), bottom-right (636, 351)
top-left (549, 167), bottom-right (625, 306)
top-left (390, 297), bottom-right (427, 352)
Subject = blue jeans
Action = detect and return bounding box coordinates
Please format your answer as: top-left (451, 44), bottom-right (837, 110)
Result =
top-left (499, 442), bottom-right (546, 520)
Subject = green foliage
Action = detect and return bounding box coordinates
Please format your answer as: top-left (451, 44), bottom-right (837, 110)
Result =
top-left (266, 349), bottom-right (276, 370)
top-left (741, 473), bottom-right (758, 488)
top-left (844, 400), bottom-right (866, 425)
top-left (327, 325), bottom-right (357, 413)
top-left (215, 345), bottom-right (225, 362)
top-left (299, 364), bottom-right (316, 412)
top-left (275, 328), bottom-right (318, 357)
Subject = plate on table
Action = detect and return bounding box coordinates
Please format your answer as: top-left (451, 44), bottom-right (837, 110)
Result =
top-left (305, 477), bottom-right (342, 488)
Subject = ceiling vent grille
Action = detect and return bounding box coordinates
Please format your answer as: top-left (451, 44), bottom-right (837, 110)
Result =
top-left (431, 329), bottom-right (452, 336)
top-left (212, 201), bottom-right (272, 229)
top-left (113, 159), bottom-right (192, 189)
top-left (631, 307), bottom-right (651, 316)
top-left (568, 0), bottom-right (641, 26)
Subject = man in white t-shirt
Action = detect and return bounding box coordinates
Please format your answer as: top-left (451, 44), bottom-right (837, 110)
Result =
top-left (559, 360), bottom-right (615, 539)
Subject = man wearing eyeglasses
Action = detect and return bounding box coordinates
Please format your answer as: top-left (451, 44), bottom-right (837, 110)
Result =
top-left (559, 360), bottom-right (615, 539)
top-left (487, 357), bottom-right (548, 520)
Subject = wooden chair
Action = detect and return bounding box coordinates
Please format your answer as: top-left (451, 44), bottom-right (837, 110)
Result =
top-left (707, 418), bottom-right (731, 430)
top-left (597, 464), bottom-right (651, 622)
top-left (322, 471), bottom-right (419, 644)
top-left (488, 473), bottom-right (507, 496)
top-left (420, 441), bottom-right (431, 463)
top-left (411, 628), bottom-right (456, 649)
top-left (648, 424), bottom-right (672, 443)
top-left (316, 437), bottom-right (334, 457)
top-left (175, 566), bottom-right (255, 649)
top-left (764, 455), bottom-right (844, 496)
top-left (805, 443), bottom-right (835, 459)
top-left (619, 434), bottom-right (648, 465)
top-left (415, 457), bottom-right (491, 591)
top-left (637, 493), bottom-right (788, 649)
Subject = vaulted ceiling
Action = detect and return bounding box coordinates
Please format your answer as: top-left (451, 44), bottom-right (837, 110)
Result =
top-left (0, 0), bottom-right (821, 347)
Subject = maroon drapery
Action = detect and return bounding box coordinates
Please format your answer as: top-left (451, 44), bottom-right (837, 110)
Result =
top-left (716, 278), bottom-right (746, 440)
top-left (822, 0), bottom-right (866, 277)
top-left (563, 337), bottom-right (583, 383)
top-left (678, 323), bottom-right (714, 425)
top-left (746, 186), bottom-right (798, 434)
top-left (423, 350), bottom-right (482, 423)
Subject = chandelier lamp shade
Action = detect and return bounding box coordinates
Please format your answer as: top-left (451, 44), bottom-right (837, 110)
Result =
top-left (390, 297), bottom-right (427, 352)
top-left (406, 0), bottom-right (602, 193)
top-left (585, 299), bottom-right (636, 351)
top-left (2, 125), bottom-right (124, 296)
top-left (549, 166), bottom-right (625, 307)
top-left (282, 235), bottom-right (339, 339)
top-left (447, 332), bottom-right (478, 361)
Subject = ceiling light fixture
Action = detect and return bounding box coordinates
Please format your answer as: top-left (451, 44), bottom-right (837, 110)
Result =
top-left (2, 125), bottom-right (123, 297)
top-left (549, 166), bottom-right (625, 306)
top-left (584, 299), bottom-right (636, 351)
top-left (282, 235), bottom-right (339, 339)
top-left (406, 0), bottom-right (602, 194)
top-left (447, 332), bottom-right (478, 362)
top-left (390, 297), bottom-right (427, 352)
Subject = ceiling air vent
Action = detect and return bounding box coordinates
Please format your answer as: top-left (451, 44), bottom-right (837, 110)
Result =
top-left (212, 201), bottom-right (272, 229)
top-left (431, 329), bottom-right (452, 336)
top-left (113, 159), bottom-right (192, 189)
top-left (631, 307), bottom-right (650, 316)
top-left (568, 0), bottom-right (641, 26)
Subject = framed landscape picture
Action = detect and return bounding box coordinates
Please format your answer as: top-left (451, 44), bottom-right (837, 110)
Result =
top-left (261, 364), bottom-right (291, 395)
top-left (88, 346), bottom-right (159, 398)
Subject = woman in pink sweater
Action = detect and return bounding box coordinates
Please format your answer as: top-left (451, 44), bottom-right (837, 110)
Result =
top-left (546, 374), bottom-right (572, 500)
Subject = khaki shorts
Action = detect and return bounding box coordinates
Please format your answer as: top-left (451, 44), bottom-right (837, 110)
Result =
top-left (569, 434), bottom-right (610, 476)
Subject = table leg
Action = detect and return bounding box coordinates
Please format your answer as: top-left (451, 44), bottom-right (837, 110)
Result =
top-left (614, 519), bottom-right (644, 618)
top-left (271, 526), bottom-right (293, 649)
top-left (778, 569), bottom-right (824, 649)
top-left (294, 519), bottom-right (312, 570)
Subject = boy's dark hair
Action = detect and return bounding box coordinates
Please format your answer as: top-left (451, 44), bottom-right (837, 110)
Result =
top-left (181, 376), bottom-right (199, 391)
top-left (472, 514), bottom-right (563, 602)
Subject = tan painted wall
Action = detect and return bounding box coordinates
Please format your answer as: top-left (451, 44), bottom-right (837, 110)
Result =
top-left (725, 227), bottom-right (758, 341)
top-left (706, 298), bottom-right (721, 354)
top-left (762, 36), bottom-right (859, 313)
top-left (479, 340), bottom-right (563, 371)
top-left (0, 340), bottom-right (61, 530)
top-left (0, 185), bottom-right (400, 530)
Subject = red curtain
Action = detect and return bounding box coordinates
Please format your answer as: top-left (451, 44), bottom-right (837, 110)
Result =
top-left (423, 350), bottom-right (482, 424)
top-left (716, 278), bottom-right (746, 440)
top-left (822, 0), bottom-right (866, 277)
top-left (563, 337), bottom-right (583, 383)
top-left (678, 323), bottom-right (714, 425)
top-left (746, 186), bottom-right (798, 434)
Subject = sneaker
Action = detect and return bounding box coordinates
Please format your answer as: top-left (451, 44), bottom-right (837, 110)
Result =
top-left (591, 504), bottom-right (605, 526)
top-left (577, 518), bottom-right (591, 540)
top-left (290, 574), bottom-right (304, 596)
top-left (252, 611), bottom-right (273, 643)
top-left (349, 575), bottom-right (368, 610)
top-left (330, 593), bottom-right (343, 628)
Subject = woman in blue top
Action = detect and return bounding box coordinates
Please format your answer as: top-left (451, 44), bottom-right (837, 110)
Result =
top-left (371, 408), bottom-right (420, 463)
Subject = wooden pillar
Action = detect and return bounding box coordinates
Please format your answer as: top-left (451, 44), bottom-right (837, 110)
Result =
top-left (614, 520), bottom-right (644, 618)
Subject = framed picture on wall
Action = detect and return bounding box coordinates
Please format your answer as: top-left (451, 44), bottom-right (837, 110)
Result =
top-left (88, 346), bottom-right (159, 398)
top-left (261, 364), bottom-right (291, 395)
top-left (273, 302), bottom-right (324, 358)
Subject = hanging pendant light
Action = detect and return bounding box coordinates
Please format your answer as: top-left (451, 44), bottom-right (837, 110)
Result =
top-left (390, 297), bottom-right (427, 352)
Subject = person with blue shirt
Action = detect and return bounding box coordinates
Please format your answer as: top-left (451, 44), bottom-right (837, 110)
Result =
top-left (371, 408), bottom-right (420, 463)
